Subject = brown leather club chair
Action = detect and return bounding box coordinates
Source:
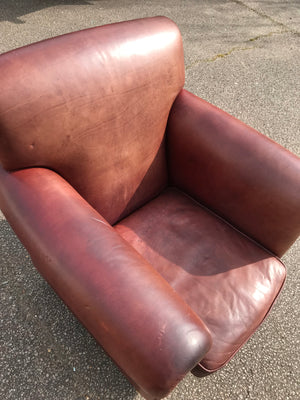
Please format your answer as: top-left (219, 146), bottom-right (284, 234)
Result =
top-left (0, 17), bottom-right (299, 400)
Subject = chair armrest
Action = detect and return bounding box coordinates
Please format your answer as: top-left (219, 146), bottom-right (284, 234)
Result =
top-left (167, 89), bottom-right (300, 257)
top-left (0, 166), bottom-right (211, 399)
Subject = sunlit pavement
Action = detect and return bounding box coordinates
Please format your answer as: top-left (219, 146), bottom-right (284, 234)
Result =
top-left (0, 1), bottom-right (299, 399)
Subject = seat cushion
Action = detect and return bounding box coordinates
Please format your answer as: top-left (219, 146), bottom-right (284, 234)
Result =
top-left (114, 187), bottom-right (286, 372)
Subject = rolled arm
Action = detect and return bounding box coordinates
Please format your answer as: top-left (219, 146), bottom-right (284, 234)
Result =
top-left (167, 89), bottom-right (300, 257)
top-left (0, 166), bottom-right (211, 399)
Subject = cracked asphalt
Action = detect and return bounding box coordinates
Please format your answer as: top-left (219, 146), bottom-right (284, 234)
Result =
top-left (0, 1), bottom-right (299, 400)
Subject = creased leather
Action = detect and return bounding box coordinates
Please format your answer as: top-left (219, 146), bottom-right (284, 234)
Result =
top-left (0, 167), bottom-right (211, 399)
top-left (0, 16), bottom-right (299, 399)
top-left (167, 89), bottom-right (300, 257)
top-left (115, 187), bottom-right (286, 372)
top-left (0, 17), bottom-right (184, 224)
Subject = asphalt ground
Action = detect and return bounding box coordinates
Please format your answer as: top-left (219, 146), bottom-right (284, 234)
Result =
top-left (0, 1), bottom-right (299, 399)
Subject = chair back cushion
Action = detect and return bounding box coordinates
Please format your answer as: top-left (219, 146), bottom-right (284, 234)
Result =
top-left (0, 17), bottom-right (184, 223)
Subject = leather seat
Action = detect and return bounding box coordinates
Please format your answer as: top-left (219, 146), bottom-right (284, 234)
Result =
top-left (0, 16), bottom-right (299, 400)
top-left (115, 187), bottom-right (286, 373)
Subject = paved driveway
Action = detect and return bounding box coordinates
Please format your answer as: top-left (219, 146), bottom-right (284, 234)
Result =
top-left (0, 1), bottom-right (299, 399)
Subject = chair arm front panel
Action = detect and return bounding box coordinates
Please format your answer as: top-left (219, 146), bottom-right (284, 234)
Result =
top-left (0, 167), bottom-right (211, 399)
top-left (167, 89), bottom-right (300, 257)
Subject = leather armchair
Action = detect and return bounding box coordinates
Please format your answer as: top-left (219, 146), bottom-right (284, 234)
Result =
top-left (0, 17), bottom-right (299, 400)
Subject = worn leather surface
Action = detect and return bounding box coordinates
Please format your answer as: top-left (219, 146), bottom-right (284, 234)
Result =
top-left (0, 17), bottom-right (184, 224)
top-left (0, 167), bottom-right (212, 399)
top-left (167, 89), bottom-right (300, 257)
top-left (115, 187), bottom-right (286, 372)
top-left (1, 16), bottom-right (299, 399)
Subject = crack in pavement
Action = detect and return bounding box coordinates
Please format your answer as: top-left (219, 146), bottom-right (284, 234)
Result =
top-left (232, 0), bottom-right (299, 34)
top-left (185, 29), bottom-right (294, 69)
top-left (203, 45), bottom-right (253, 63)
top-left (186, 0), bottom-right (300, 70)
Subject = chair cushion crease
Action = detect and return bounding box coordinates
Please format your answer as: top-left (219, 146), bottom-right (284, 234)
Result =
top-left (115, 187), bottom-right (286, 371)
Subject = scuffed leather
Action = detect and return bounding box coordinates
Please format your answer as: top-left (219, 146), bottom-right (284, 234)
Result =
top-left (0, 17), bottom-right (184, 224)
top-left (167, 89), bottom-right (300, 257)
top-left (0, 167), bottom-right (211, 399)
top-left (0, 16), bottom-right (299, 400)
top-left (115, 187), bottom-right (286, 372)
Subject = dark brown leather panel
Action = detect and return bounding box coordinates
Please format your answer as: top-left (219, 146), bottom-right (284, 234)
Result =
top-left (0, 167), bottom-right (211, 399)
top-left (167, 89), bottom-right (300, 257)
top-left (0, 17), bottom-right (184, 224)
top-left (115, 187), bottom-right (286, 372)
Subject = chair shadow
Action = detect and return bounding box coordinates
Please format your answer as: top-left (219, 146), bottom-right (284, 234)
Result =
top-left (0, 0), bottom-right (95, 24)
top-left (0, 219), bottom-right (137, 400)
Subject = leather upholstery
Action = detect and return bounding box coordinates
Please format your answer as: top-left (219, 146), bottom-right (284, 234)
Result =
top-left (167, 89), bottom-right (300, 257)
top-left (115, 187), bottom-right (286, 372)
top-left (0, 166), bottom-right (211, 399)
top-left (0, 17), bottom-right (184, 224)
top-left (0, 16), bottom-right (299, 400)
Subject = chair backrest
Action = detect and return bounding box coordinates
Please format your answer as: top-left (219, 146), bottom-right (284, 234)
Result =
top-left (0, 17), bottom-right (184, 224)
